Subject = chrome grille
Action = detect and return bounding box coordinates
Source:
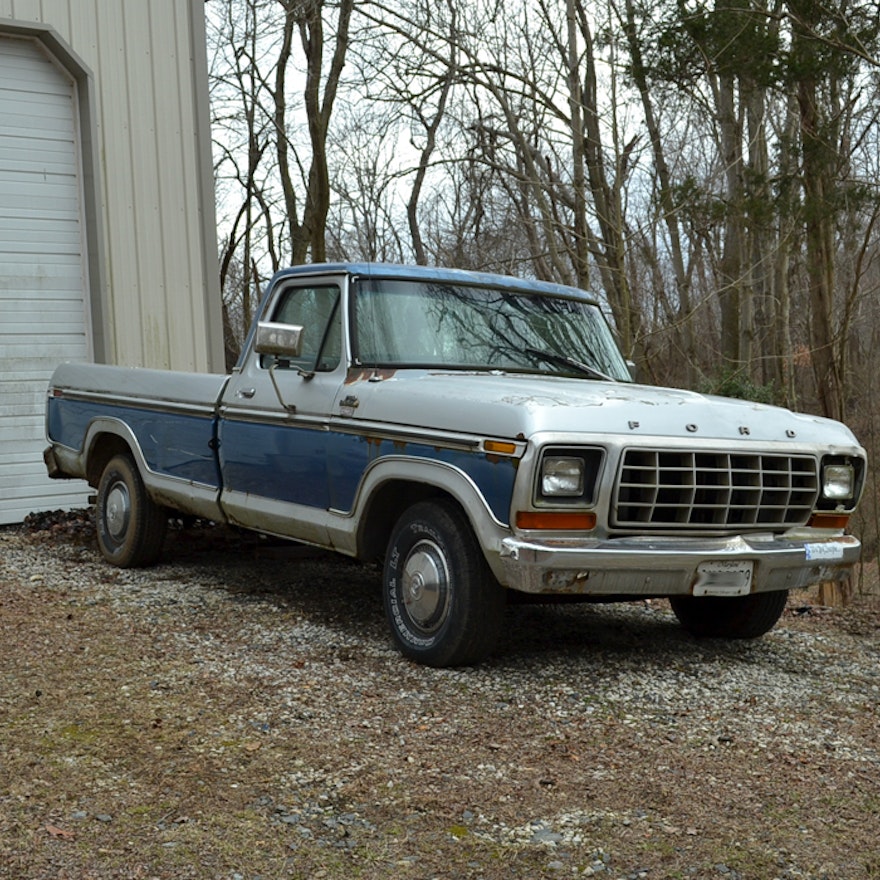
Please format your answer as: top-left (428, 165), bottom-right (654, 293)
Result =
top-left (613, 449), bottom-right (819, 530)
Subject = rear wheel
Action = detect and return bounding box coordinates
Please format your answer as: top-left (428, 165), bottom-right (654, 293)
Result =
top-left (670, 590), bottom-right (789, 639)
top-left (383, 498), bottom-right (505, 667)
top-left (96, 453), bottom-right (167, 567)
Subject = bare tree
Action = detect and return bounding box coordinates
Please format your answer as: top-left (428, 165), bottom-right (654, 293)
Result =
top-left (208, 0), bottom-right (880, 418)
top-left (273, 0), bottom-right (354, 263)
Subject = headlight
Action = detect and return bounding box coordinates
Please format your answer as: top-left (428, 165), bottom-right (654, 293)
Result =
top-left (542, 457), bottom-right (584, 496)
top-left (535, 447), bottom-right (604, 506)
top-left (822, 463), bottom-right (854, 500)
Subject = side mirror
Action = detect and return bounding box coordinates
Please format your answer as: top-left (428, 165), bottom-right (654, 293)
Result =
top-left (254, 321), bottom-right (304, 358)
top-left (254, 322), bottom-right (304, 414)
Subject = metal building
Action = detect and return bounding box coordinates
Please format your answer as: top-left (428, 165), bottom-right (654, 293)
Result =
top-left (0, 2), bottom-right (222, 524)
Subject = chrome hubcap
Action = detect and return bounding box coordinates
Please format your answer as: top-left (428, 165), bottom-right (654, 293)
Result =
top-left (401, 539), bottom-right (450, 634)
top-left (105, 481), bottom-right (131, 540)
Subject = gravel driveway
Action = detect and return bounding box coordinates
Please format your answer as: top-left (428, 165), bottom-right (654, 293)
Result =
top-left (2, 513), bottom-right (879, 879)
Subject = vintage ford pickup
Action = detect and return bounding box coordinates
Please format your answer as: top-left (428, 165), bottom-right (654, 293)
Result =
top-left (45, 263), bottom-right (866, 666)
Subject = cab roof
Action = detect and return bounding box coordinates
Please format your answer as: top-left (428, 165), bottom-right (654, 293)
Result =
top-left (265, 262), bottom-right (602, 306)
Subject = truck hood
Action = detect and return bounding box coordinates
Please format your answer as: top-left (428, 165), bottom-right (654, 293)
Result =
top-left (345, 370), bottom-right (862, 449)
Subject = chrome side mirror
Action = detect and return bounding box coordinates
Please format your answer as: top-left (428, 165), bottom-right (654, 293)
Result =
top-left (254, 321), bottom-right (304, 358)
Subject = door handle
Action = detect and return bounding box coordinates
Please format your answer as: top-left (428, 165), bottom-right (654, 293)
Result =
top-left (236, 387), bottom-right (256, 399)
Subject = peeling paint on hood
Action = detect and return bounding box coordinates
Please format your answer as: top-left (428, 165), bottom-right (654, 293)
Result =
top-left (345, 370), bottom-right (861, 448)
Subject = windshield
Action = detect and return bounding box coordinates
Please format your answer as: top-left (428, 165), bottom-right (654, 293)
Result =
top-left (353, 278), bottom-right (632, 382)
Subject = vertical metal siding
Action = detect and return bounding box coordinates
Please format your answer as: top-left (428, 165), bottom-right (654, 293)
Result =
top-left (96, 0), bottom-right (221, 370)
top-left (0, 0), bottom-right (222, 371)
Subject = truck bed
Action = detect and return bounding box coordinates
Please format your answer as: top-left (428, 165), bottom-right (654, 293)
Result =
top-left (46, 362), bottom-right (229, 519)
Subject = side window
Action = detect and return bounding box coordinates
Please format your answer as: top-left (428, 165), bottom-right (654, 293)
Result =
top-left (265, 284), bottom-right (342, 372)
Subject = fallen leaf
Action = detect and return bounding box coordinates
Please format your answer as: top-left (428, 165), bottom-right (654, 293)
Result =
top-left (45, 825), bottom-right (75, 840)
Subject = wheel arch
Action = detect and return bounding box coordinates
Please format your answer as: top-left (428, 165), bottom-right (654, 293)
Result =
top-left (357, 478), bottom-right (445, 562)
top-left (352, 457), bottom-right (511, 581)
top-left (81, 419), bottom-right (148, 488)
top-left (80, 417), bottom-right (223, 521)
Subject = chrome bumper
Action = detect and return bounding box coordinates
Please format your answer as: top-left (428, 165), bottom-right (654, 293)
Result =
top-left (498, 532), bottom-right (861, 596)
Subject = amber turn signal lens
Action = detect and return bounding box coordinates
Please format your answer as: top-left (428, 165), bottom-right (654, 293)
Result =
top-left (516, 511), bottom-right (597, 530)
top-left (807, 513), bottom-right (850, 530)
top-left (484, 439), bottom-right (517, 455)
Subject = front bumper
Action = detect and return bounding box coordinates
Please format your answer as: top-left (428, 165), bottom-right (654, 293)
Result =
top-left (498, 532), bottom-right (861, 596)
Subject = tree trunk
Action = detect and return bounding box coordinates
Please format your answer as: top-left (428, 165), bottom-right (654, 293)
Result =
top-left (622, 0), bottom-right (696, 382)
top-left (717, 72), bottom-right (746, 368)
top-left (790, 0), bottom-right (842, 419)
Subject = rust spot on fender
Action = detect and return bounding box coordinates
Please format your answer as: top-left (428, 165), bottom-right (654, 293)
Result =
top-left (345, 368), bottom-right (397, 385)
top-left (485, 453), bottom-right (519, 468)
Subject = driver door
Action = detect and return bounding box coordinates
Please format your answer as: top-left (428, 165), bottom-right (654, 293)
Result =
top-left (218, 280), bottom-right (347, 534)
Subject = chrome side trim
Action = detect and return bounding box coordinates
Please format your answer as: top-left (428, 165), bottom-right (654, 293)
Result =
top-left (54, 389), bottom-right (217, 419)
top-left (218, 407), bottom-right (489, 454)
top-left (335, 421), bottom-right (483, 452)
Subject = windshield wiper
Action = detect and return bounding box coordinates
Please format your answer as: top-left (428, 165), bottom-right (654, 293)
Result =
top-left (524, 347), bottom-right (616, 382)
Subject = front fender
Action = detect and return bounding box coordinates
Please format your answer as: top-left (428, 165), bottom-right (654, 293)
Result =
top-left (350, 455), bottom-right (513, 581)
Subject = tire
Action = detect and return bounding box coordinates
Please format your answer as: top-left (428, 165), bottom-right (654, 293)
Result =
top-left (383, 499), bottom-right (505, 667)
top-left (669, 590), bottom-right (789, 639)
top-left (95, 453), bottom-right (167, 568)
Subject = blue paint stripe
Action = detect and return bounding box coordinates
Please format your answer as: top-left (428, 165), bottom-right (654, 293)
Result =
top-left (218, 420), bottom-right (516, 524)
top-left (48, 398), bottom-right (221, 487)
top-left (50, 398), bottom-right (516, 524)
top-left (218, 419), bottom-right (332, 509)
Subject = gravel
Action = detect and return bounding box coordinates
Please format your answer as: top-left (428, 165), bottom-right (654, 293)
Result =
top-left (2, 512), bottom-right (879, 879)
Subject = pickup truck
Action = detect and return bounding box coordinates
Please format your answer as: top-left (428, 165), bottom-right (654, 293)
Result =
top-left (44, 263), bottom-right (866, 666)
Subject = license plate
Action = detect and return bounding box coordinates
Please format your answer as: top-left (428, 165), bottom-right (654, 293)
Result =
top-left (692, 560), bottom-right (754, 597)
top-left (805, 542), bottom-right (846, 562)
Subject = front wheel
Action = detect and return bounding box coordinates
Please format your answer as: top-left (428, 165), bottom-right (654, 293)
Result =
top-left (96, 453), bottom-right (167, 568)
top-left (383, 499), bottom-right (505, 667)
top-left (669, 590), bottom-right (789, 639)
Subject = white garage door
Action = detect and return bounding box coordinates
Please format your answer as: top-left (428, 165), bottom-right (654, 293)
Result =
top-left (0, 36), bottom-right (91, 524)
